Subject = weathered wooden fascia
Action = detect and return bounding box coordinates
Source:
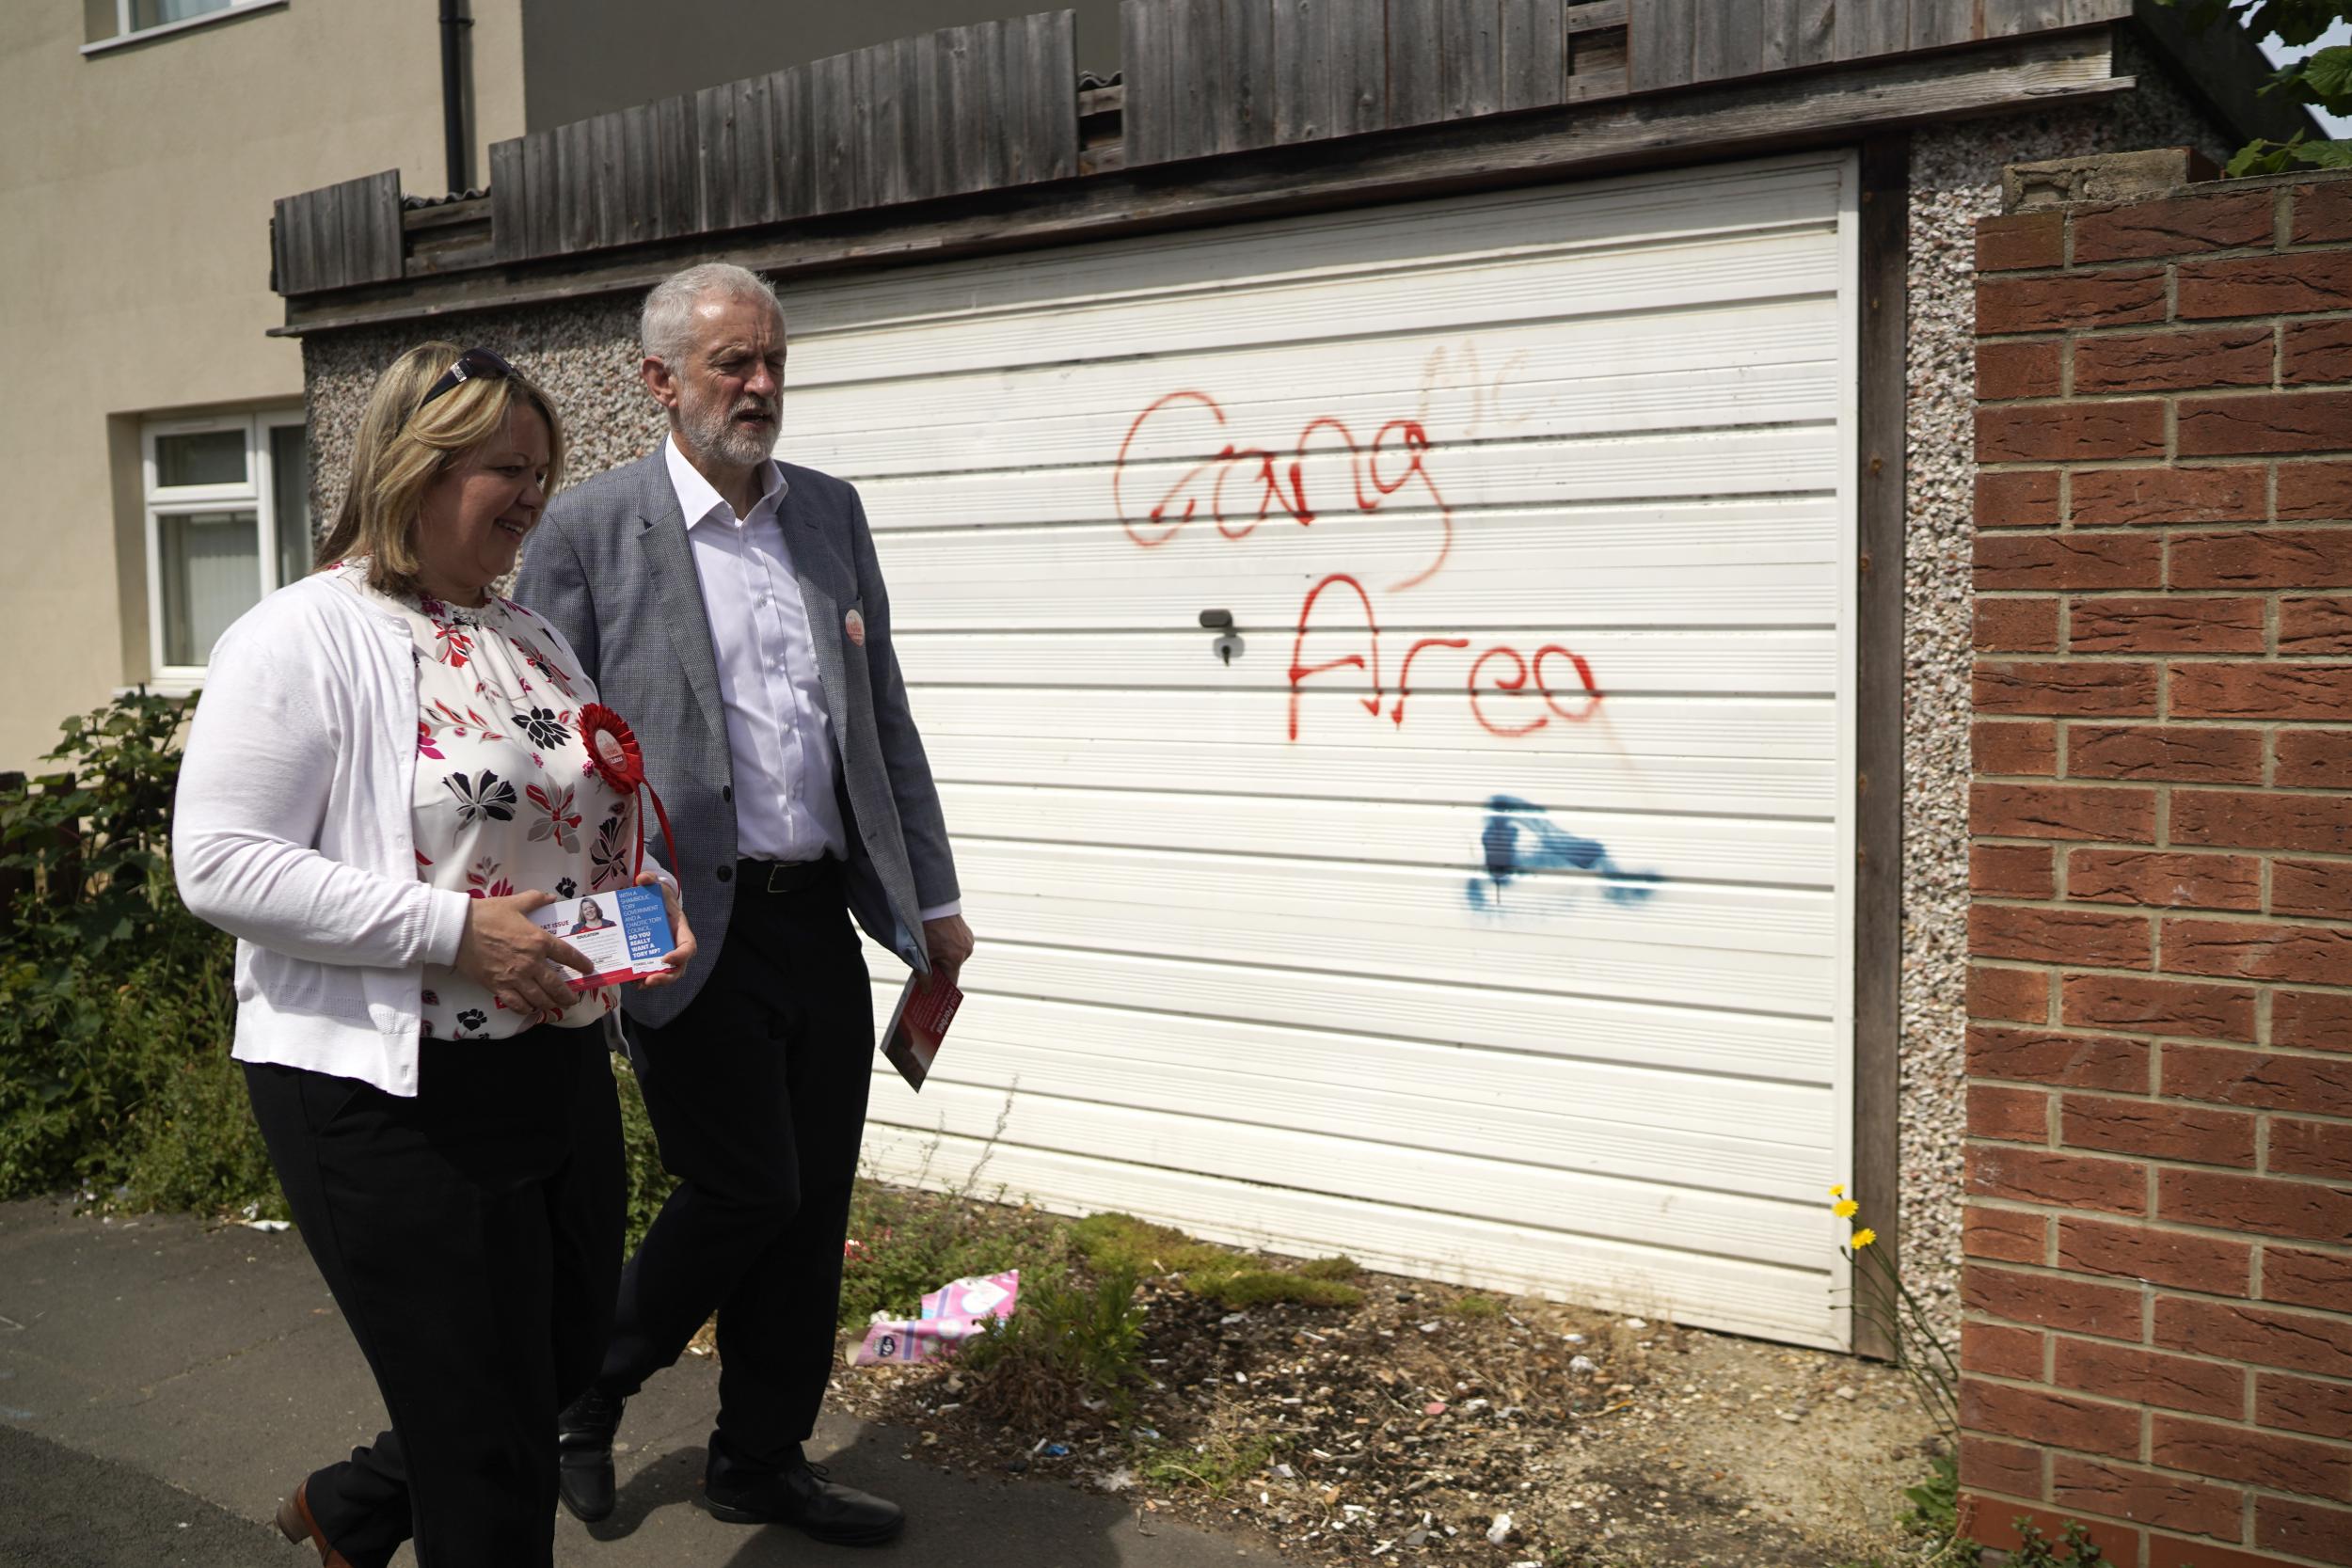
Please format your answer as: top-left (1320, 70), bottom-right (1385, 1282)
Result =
top-left (273, 27), bottom-right (2122, 338)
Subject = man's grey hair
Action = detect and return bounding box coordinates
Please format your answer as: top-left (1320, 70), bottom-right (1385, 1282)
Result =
top-left (640, 262), bottom-right (785, 364)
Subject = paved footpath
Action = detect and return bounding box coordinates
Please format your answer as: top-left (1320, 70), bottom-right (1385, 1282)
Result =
top-left (0, 1198), bottom-right (1272, 1568)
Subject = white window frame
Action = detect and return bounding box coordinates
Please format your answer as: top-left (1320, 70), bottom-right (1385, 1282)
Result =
top-left (141, 409), bottom-right (308, 694)
top-left (82, 0), bottom-right (287, 57)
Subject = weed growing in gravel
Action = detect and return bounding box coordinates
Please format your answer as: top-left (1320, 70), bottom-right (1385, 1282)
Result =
top-left (838, 1101), bottom-right (1071, 1330)
top-left (1823, 1186), bottom-right (1984, 1568)
top-left (1833, 1453), bottom-right (1977, 1568)
top-left (958, 1260), bottom-right (1148, 1424)
top-left (1449, 1292), bottom-right (1504, 1318)
top-left (1138, 1427), bottom-right (1279, 1498)
top-left (1211, 1271), bottom-right (1362, 1308)
top-left (1071, 1212), bottom-right (1364, 1308)
top-left (1828, 1185), bottom-right (1956, 1443)
top-left (1070, 1212), bottom-right (1235, 1275)
top-left (2007, 1518), bottom-right (2118, 1566)
top-left (1900, 1451), bottom-right (1961, 1542)
top-left (838, 1179), bottom-right (1070, 1331)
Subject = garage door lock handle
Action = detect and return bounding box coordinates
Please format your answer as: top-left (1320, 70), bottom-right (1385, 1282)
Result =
top-left (1198, 609), bottom-right (1243, 666)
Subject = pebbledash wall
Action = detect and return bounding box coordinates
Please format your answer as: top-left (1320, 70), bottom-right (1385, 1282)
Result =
top-left (1900, 32), bottom-right (2229, 1333)
top-left (1963, 162), bottom-right (2352, 1567)
top-left (294, 40), bottom-right (2233, 1334)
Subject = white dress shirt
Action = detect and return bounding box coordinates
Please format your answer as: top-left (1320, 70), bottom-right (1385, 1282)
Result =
top-left (666, 437), bottom-right (958, 921)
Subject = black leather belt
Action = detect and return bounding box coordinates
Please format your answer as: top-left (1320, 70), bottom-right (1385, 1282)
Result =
top-left (739, 857), bottom-right (840, 895)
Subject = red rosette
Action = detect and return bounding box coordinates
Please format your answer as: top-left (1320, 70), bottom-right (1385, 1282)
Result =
top-left (579, 704), bottom-right (679, 878)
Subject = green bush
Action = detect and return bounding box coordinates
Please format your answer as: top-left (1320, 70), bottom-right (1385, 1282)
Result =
top-left (613, 1052), bottom-right (675, 1253)
top-left (0, 692), bottom-right (278, 1211)
top-left (0, 694), bottom-right (707, 1255)
top-left (112, 927), bottom-right (282, 1219)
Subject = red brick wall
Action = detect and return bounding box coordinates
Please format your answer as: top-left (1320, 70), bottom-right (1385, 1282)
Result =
top-left (1966, 169), bottom-right (2352, 1568)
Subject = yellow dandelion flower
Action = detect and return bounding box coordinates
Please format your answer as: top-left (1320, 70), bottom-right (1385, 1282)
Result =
top-left (1851, 1228), bottom-right (1878, 1249)
top-left (1834, 1198), bottom-right (1860, 1219)
top-left (1828, 1184), bottom-right (1846, 1197)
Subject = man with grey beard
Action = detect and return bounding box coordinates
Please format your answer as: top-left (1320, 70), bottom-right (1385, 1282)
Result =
top-left (516, 261), bottom-right (971, 1545)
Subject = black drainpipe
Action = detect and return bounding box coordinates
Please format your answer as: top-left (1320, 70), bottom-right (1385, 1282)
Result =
top-left (439, 0), bottom-right (472, 195)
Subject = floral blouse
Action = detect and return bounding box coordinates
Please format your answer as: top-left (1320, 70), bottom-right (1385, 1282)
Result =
top-left (329, 561), bottom-right (639, 1041)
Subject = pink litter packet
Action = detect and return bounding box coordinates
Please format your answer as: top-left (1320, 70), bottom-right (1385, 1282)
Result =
top-left (851, 1270), bottom-right (1020, 1367)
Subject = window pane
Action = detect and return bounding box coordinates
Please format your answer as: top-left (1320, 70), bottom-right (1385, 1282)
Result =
top-left (131, 0), bottom-right (235, 29)
top-left (270, 425), bottom-right (311, 585)
top-left (158, 511), bottom-right (260, 667)
top-left (155, 429), bottom-right (246, 488)
top-left (86, 0), bottom-right (119, 44)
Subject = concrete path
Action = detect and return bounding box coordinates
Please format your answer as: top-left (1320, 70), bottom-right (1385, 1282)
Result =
top-left (0, 1198), bottom-right (1272, 1568)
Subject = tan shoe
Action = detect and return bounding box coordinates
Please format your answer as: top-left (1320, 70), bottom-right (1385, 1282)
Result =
top-left (274, 1481), bottom-right (354, 1567)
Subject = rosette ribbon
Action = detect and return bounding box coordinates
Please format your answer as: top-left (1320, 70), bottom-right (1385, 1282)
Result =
top-left (578, 704), bottom-right (679, 878)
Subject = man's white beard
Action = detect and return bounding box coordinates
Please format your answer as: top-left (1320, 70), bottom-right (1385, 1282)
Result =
top-left (683, 396), bottom-right (778, 469)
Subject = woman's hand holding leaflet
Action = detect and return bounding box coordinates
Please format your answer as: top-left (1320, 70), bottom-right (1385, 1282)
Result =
top-left (456, 893), bottom-right (596, 1020)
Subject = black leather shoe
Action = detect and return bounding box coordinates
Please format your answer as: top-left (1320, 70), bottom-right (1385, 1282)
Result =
top-left (702, 1446), bottom-right (905, 1544)
top-left (556, 1388), bottom-right (624, 1524)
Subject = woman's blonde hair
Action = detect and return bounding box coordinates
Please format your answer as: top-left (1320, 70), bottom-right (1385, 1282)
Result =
top-left (313, 341), bottom-right (566, 594)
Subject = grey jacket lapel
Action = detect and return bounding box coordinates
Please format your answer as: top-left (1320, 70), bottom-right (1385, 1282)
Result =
top-left (633, 463), bottom-right (728, 752)
top-left (787, 487), bottom-right (856, 755)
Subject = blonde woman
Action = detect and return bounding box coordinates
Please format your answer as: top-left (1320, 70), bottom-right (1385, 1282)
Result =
top-left (173, 343), bottom-right (693, 1568)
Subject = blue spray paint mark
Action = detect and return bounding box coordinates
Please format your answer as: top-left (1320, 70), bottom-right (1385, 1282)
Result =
top-left (1467, 795), bottom-right (1661, 911)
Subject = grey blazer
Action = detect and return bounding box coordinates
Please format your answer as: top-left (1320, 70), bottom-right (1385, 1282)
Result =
top-left (516, 448), bottom-right (959, 1029)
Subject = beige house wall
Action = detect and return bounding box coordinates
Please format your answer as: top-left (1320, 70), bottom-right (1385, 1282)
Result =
top-left (0, 0), bottom-right (524, 769)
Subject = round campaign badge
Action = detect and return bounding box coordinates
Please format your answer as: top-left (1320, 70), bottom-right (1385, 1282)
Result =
top-left (845, 608), bottom-right (866, 647)
top-left (577, 704), bottom-right (679, 876)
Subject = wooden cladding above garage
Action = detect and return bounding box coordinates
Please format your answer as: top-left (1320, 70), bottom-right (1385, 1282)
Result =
top-left (271, 171), bottom-right (405, 297)
top-left (1116, 0), bottom-right (2137, 167)
top-left (270, 0), bottom-right (2148, 301)
top-left (1631, 0), bottom-right (2131, 91)
top-left (488, 11), bottom-right (1078, 264)
top-left (1119, 0), bottom-right (1632, 166)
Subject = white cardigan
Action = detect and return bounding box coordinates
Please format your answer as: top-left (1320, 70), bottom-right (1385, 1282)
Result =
top-left (174, 575), bottom-right (480, 1098)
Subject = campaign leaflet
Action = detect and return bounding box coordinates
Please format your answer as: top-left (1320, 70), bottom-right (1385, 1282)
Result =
top-left (529, 886), bottom-right (675, 989)
top-left (881, 974), bottom-right (962, 1090)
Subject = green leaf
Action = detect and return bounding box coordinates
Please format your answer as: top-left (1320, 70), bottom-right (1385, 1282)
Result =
top-left (2228, 137), bottom-right (2306, 177)
top-left (2242, 0), bottom-right (2331, 46)
top-left (2295, 137), bottom-right (2352, 168)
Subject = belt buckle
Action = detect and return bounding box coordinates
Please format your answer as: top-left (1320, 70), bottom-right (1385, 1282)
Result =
top-left (764, 860), bottom-right (820, 895)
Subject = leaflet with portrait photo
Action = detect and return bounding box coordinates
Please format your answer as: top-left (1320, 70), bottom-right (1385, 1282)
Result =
top-left (529, 886), bottom-right (675, 989)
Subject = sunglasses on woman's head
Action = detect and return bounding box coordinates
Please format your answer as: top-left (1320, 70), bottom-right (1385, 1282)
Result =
top-left (414, 347), bottom-right (516, 416)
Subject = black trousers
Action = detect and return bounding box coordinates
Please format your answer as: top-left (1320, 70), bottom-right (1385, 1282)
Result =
top-left (244, 1024), bottom-right (623, 1568)
top-left (595, 868), bottom-right (874, 1471)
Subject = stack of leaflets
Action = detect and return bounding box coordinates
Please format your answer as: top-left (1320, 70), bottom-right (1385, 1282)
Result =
top-left (529, 886), bottom-right (676, 989)
top-left (881, 974), bottom-right (962, 1089)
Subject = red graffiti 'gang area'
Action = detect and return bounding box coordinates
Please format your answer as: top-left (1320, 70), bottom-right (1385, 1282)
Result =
top-left (1110, 387), bottom-right (1605, 742)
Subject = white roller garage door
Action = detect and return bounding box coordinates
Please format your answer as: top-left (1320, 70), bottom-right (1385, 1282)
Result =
top-left (787, 150), bottom-right (1861, 1349)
